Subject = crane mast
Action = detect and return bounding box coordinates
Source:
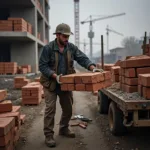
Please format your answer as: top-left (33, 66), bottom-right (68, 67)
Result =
top-left (81, 13), bottom-right (126, 58)
top-left (74, 0), bottom-right (80, 48)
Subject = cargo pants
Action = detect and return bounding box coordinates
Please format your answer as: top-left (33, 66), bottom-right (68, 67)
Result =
top-left (43, 87), bottom-right (73, 137)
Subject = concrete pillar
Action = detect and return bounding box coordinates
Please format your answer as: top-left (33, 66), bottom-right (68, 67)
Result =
top-left (11, 42), bottom-right (38, 73)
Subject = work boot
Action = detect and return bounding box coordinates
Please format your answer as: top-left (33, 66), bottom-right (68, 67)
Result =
top-left (59, 128), bottom-right (75, 138)
top-left (45, 136), bottom-right (56, 147)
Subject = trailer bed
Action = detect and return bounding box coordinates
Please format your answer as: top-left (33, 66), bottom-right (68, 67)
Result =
top-left (101, 83), bottom-right (150, 111)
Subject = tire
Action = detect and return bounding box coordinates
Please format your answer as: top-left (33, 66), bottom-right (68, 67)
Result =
top-left (108, 102), bottom-right (127, 136)
top-left (98, 90), bottom-right (110, 114)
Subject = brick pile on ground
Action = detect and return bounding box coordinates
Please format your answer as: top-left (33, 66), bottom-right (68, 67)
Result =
top-left (14, 76), bottom-right (31, 89)
top-left (0, 62), bottom-right (32, 75)
top-left (22, 82), bottom-right (43, 105)
top-left (5, 62), bottom-right (17, 75)
top-left (111, 66), bottom-right (120, 82)
top-left (96, 63), bottom-right (114, 71)
top-left (34, 77), bottom-right (44, 98)
top-left (17, 65), bottom-right (31, 74)
top-left (0, 20), bottom-right (13, 31)
top-left (60, 72), bottom-right (112, 91)
top-left (138, 74), bottom-right (150, 99)
top-left (119, 55), bottom-right (150, 93)
top-left (0, 90), bottom-right (25, 149)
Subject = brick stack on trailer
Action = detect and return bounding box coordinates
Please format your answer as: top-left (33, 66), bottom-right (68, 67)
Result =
top-left (118, 55), bottom-right (150, 93)
top-left (111, 66), bottom-right (120, 83)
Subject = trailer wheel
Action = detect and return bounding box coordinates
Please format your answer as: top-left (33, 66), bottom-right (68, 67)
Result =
top-left (98, 90), bottom-right (109, 114)
top-left (108, 102), bottom-right (127, 136)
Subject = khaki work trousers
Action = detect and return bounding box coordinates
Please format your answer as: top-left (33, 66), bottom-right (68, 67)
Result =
top-left (43, 87), bottom-right (73, 137)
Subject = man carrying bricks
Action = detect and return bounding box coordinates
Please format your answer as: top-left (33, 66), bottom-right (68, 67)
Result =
top-left (39, 23), bottom-right (103, 147)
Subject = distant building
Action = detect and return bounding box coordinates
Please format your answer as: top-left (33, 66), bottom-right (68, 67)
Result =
top-left (109, 47), bottom-right (127, 62)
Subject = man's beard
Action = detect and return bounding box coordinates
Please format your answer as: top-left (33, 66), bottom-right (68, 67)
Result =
top-left (59, 38), bottom-right (68, 46)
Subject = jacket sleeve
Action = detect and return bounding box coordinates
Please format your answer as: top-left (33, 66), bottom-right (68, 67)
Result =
top-left (73, 45), bottom-right (96, 70)
top-left (39, 45), bottom-right (55, 78)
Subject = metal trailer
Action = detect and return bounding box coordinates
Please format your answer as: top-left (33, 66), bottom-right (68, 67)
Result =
top-left (98, 83), bottom-right (150, 136)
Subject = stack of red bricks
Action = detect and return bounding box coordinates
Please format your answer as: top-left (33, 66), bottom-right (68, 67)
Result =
top-left (0, 90), bottom-right (26, 149)
top-left (0, 20), bottom-right (13, 31)
top-left (138, 74), bottom-right (150, 99)
top-left (5, 62), bottom-right (17, 75)
top-left (8, 18), bottom-right (27, 32)
top-left (14, 76), bottom-right (31, 89)
top-left (17, 65), bottom-right (31, 74)
top-left (0, 62), bottom-right (4, 74)
top-left (22, 82), bottom-right (43, 105)
top-left (111, 66), bottom-right (120, 82)
top-left (96, 63), bottom-right (114, 71)
top-left (60, 72), bottom-right (112, 91)
top-left (119, 55), bottom-right (150, 93)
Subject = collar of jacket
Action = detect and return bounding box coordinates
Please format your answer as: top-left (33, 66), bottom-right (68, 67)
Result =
top-left (54, 38), bottom-right (69, 51)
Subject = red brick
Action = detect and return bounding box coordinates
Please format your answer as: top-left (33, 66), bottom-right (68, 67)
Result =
top-left (138, 85), bottom-right (142, 96)
top-left (0, 118), bottom-right (15, 136)
top-left (60, 74), bottom-right (75, 83)
top-left (0, 101), bottom-right (12, 113)
top-left (124, 85), bottom-right (138, 93)
top-left (125, 78), bottom-right (138, 86)
top-left (143, 87), bottom-right (150, 99)
top-left (85, 83), bottom-right (104, 91)
top-left (124, 68), bottom-right (136, 77)
top-left (12, 106), bottom-right (21, 113)
top-left (75, 84), bottom-right (85, 91)
top-left (60, 84), bottom-right (68, 91)
top-left (67, 84), bottom-right (75, 91)
top-left (122, 84), bottom-right (126, 91)
top-left (102, 71), bottom-right (111, 80)
top-left (111, 66), bottom-right (120, 75)
top-left (0, 90), bottom-right (7, 101)
top-left (138, 74), bottom-right (150, 87)
top-left (74, 76), bottom-right (82, 84)
top-left (0, 112), bottom-right (20, 127)
top-left (0, 130), bottom-right (11, 146)
top-left (136, 67), bottom-right (150, 76)
top-left (122, 55), bottom-right (150, 68)
top-left (114, 60), bottom-right (121, 66)
top-left (112, 75), bottom-right (119, 82)
top-left (103, 80), bottom-right (112, 88)
top-left (81, 73), bottom-right (101, 83)
top-left (138, 75), bottom-right (142, 85)
top-left (119, 76), bottom-right (122, 82)
top-left (121, 76), bottom-right (125, 84)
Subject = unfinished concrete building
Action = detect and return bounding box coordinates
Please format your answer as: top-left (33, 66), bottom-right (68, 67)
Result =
top-left (0, 0), bottom-right (50, 73)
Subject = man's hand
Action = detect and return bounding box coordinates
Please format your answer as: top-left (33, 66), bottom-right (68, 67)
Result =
top-left (93, 68), bottom-right (104, 73)
top-left (56, 74), bottom-right (62, 84)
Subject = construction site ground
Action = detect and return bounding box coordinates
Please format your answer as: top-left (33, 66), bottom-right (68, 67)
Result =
top-left (1, 77), bottom-right (150, 150)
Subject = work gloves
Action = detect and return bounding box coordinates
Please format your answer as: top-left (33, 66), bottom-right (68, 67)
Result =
top-left (56, 74), bottom-right (62, 84)
top-left (93, 68), bottom-right (104, 73)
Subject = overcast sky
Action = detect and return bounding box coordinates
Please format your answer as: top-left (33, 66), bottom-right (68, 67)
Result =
top-left (49, 0), bottom-right (150, 55)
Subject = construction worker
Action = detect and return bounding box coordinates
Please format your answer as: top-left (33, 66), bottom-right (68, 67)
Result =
top-left (39, 23), bottom-right (103, 148)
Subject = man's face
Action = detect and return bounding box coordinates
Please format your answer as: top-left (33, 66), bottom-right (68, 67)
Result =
top-left (57, 34), bottom-right (70, 46)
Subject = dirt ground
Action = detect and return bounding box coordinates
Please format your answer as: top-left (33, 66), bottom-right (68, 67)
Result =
top-left (1, 77), bottom-right (150, 150)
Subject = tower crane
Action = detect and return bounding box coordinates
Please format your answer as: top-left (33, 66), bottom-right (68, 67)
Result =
top-left (106, 25), bottom-right (124, 53)
top-left (74, 0), bottom-right (80, 48)
top-left (81, 12), bottom-right (126, 58)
